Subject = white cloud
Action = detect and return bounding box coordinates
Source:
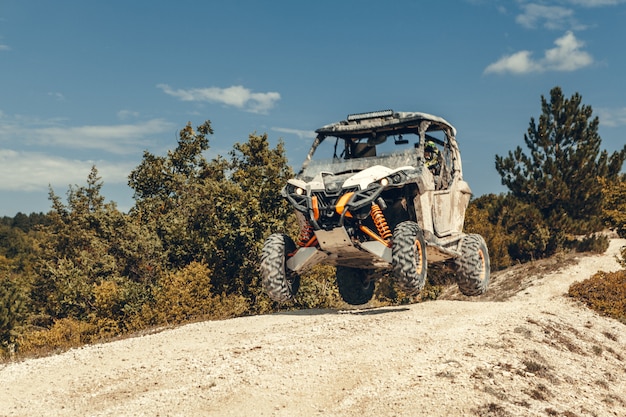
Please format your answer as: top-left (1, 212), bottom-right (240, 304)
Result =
top-left (0, 112), bottom-right (175, 195)
top-left (516, 4), bottom-right (575, 30)
top-left (117, 110), bottom-right (140, 120)
top-left (0, 114), bottom-right (173, 154)
top-left (47, 92), bottom-right (65, 101)
top-left (513, 0), bottom-right (626, 31)
top-left (0, 44), bottom-right (10, 51)
top-left (0, 149), bottom-right (135, 191)
top-left (566, 0), bottom-right (626, 6)
top-left (596, 107), bottom-right (626, 127)
top-left (544, 31), bottom-right (593, 70)
top-left (484, 31), bottom-right (593, 74)
top-left (272, 127), bottom-right (316, 140)
top-left (158, 84), bottom-right (281, 114)
top-left (484, 50), bottom-right (541, 74)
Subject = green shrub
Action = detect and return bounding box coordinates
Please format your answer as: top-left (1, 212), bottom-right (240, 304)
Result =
top-left (572, 234), bottom-right (610, 254)
top-left (601, 177), bottom-right (626, 238)
top-left (131, 262), bottom-right (251, 328)
top-left (150, 262), bottom-right (216, 323)
top-left (0, 277), bottom-right (27, 354)
top-left (464, 199), bottom-right (512, 270)
top-left (295, 264), bottom-right (342, 309)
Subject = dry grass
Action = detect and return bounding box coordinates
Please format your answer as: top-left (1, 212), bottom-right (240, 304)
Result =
top-left (569, 269), bottom-right (626, 324)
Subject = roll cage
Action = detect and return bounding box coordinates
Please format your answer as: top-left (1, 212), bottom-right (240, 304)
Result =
top-left (297, 110), bottom-right (463, 190)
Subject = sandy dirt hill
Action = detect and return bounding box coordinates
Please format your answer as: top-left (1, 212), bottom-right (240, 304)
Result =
top-left (1, 238), bottom-right (625, 417)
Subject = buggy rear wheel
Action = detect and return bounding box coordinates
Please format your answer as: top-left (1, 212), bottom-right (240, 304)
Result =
top-left (336, 266), bottom-right (375, 305)
top-left (454, 234), bottom-right (490, 296)
top-left (392, 221), bottom-right (427, 295)
top-left (260, 233), bottom-right (300, 302)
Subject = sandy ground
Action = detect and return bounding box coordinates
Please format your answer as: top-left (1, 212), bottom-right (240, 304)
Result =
top-left (1, 239), bottom-right (625, 417)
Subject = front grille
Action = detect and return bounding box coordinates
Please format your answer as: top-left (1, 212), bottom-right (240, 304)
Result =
top-left (312, 187), bottom-right (357, 209)
top-left (311, 187), bottom-right (359, 229)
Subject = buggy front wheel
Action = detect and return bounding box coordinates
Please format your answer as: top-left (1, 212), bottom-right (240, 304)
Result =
top-left (392, 221), bottom-right (427, 295)
top-left (259, 233), bottom-right (300, 303)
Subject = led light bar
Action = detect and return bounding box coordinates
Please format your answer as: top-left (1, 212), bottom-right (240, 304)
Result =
top-left (346, 109), bottom-right (394, 121)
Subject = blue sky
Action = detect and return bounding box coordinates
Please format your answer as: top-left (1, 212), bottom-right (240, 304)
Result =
top-left (1, 0), bottom-right (625, 216)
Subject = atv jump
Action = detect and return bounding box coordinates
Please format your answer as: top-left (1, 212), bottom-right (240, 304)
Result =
top-left (260, 110), bottom-right (490, 305)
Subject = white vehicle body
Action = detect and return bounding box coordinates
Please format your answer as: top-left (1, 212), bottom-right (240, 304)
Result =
top-left (260, 110), bottom-right (490, 305)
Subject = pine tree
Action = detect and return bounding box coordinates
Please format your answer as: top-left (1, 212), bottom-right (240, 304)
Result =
top-left (495, 86), bottom-right (626, 234)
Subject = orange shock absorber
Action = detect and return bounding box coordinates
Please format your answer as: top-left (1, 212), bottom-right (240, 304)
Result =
top-left (296, 219), bottom-right (317, 247)
top-left (370, 203), bottom-right (392, 241)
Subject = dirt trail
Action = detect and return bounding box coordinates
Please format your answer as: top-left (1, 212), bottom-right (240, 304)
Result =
top-left (2, 239), bottom-right (625, 417)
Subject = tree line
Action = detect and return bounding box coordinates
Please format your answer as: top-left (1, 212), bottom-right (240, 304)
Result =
top-left (2, 86), bottom-right (626, 357)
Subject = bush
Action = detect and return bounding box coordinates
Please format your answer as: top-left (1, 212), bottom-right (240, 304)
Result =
top-left (464, 198), bottom-right (512, 270)
top-left (16, 317), bottom-right (98, 357)
top-left (295, 264), bottom-right (342, 309)
top-left (0, 277), bottom-right (27, 354)
top-left (569, 270), bottom-right (626, 324)
top-left (148, 262), bottom-right (217, 324)
top-left (572, 234), bottom-right (610, 254)
top-left (601, 177), bottom-right (626, 238)
top-left (132, 262), bottom-right (251, 328)
top-left (465, 194), bottom-right (561, 265)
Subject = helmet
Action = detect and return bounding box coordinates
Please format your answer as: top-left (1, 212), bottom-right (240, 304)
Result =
top-left (425, 141), bottom-right (438, 152)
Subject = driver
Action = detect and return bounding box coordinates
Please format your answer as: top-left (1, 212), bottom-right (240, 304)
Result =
top-left (424, 141), bottom-right (441, 176)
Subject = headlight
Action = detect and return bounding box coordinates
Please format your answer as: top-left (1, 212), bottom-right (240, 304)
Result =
top-left (285, 183), bottom-right (306, 195)
top-left (378, 172), bottom-right (406, 187)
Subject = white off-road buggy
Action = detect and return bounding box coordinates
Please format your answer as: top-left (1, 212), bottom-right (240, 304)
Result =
top-left (260, 110), bottom-right (490, 305)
